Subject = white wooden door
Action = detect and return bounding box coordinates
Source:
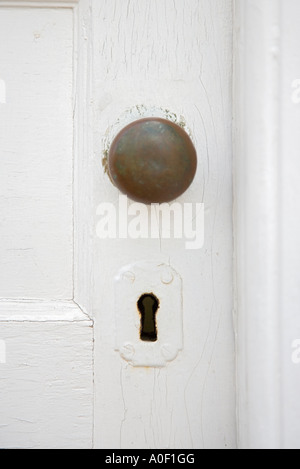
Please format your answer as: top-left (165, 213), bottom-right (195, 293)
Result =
top-left (0, 0), bottom-right (235, 449)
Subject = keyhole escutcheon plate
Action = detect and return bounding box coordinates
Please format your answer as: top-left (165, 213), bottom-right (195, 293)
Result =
top-left (114, 261), bottom-right (183, 367)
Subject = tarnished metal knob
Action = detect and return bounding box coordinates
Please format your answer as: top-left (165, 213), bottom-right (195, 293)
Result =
top-left (108, 118), bottom-right (197, 204)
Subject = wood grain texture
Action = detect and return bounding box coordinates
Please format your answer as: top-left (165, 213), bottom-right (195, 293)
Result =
top-left (93, 0), bottom-right (235, 449)
top-left (0, 6), bottom-right (74, 299)
top-left (0, 320), bottom-right (93, 449)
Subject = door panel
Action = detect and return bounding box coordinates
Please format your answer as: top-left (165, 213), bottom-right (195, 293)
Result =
top-left (0, 317), bottom-right (93, 449)
top-left (0, 5), bottom-right (74, 299)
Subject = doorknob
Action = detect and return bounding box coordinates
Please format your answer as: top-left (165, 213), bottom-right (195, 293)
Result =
top-left (108, 117), bottom-right (197, 204)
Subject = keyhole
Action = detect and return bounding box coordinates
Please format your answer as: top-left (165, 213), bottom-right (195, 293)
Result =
top-left (137, 293), bottom-right (159, 342)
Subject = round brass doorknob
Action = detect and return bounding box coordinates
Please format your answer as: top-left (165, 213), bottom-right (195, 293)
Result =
top-left (108, 118), bottom-right (197, 204)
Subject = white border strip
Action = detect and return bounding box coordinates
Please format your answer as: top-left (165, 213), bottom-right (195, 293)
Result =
top-left (234, 0), bottom-right (282, 449)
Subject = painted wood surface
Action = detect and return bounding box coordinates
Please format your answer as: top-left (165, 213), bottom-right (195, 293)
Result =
top-left (0, 0), bottom-right (235, 449)
top-left (234, 0), bottom-right (282, 449)
top-left (234, 0), bottom-right (300, 450)
top-left (0, 6), bottom-right (74, 299)
top-left (92, 0), bottom-right (236, 449)
top-left (0, 319), bottom-right (93, 449)
top-left (0, 0), bottom-right (94, 450)
top-left (280, 0), bottom-right (300, 449)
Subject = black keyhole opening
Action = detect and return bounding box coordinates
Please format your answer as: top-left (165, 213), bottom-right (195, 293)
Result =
top-left (137, 293), bottom-right (160, 342)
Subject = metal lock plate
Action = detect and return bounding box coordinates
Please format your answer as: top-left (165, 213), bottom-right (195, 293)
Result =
top-left (114, 261), bottom-right (183, 367)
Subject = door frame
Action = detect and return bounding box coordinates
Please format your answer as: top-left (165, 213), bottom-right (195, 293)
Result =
top-left (233, 0), bottom-right (283, 449)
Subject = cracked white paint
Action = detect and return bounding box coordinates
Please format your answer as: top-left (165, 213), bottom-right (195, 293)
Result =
top-left (93, 0), bottom-right (236, 449)
top-left (0, 0), bottom-right (235, 450)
